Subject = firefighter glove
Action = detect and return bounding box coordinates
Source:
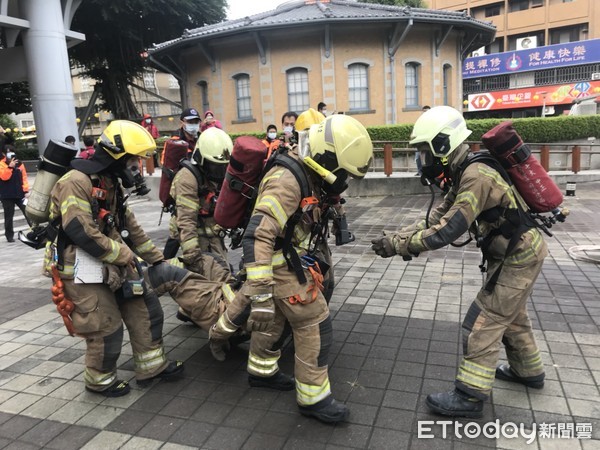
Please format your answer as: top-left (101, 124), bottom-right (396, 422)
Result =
top-left (391, 231), bottom-right (418, 258)
top-left (103, 264), bottom-right (125, 291)
top-left (247, 293), bottom-right (275, 332)
top-left (371, 231), bottom-right (396, 258)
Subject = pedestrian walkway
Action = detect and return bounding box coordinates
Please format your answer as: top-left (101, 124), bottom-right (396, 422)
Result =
top-left (0, 183), bottom-right (598, 449)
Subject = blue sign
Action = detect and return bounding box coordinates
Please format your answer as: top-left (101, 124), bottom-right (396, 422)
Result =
top-left (463, 39), bottom-right (600, 79)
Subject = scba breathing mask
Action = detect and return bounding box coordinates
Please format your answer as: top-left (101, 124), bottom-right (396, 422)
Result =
top-left (119, 158), bottom-right (150, 196)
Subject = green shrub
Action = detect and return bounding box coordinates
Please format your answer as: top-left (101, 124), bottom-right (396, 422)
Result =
top-left (370, 115), bottom-right (600, 143)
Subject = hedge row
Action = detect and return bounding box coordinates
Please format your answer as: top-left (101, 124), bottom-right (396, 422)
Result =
top-left (21, 114), bottom-right (600, 161)
top-left (226, 114), bottom-right (600, 144)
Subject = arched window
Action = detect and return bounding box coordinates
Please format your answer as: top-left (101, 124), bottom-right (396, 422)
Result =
top-left (348, 63), bottom-right (369, 111)
top-left (234, 74), bottom-right (252, 119)
top-left (405, 62), bottom-right (420, 107)
top-left (443, 64), bottom-right (452, 106)
top-left (286, 68), bottom-right (309, 113)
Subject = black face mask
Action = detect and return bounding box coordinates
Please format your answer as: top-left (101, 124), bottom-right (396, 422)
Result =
top-left (204, 161), bottom-right (227, 183)
top-left (421, 158), bottom-right (445, 181)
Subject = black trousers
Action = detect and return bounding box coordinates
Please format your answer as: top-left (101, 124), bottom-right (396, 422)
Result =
top-left (1, 198), bottom-right (29, 240)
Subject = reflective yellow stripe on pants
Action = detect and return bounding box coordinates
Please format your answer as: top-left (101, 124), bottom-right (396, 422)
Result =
top-left (456, 359), bottom-right (495, 391)
top-left (296, 378), bottom-right (331, 406)
top-left (84, 368), bottom-right (116, 388)
top-left (134, 347), bottom-right (167, 373)
top-left (248, 351), bottom-right (278, 377)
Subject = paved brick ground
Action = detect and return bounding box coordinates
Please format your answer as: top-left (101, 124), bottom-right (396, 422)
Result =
top-left (0, 181), bottom-right (599, 449)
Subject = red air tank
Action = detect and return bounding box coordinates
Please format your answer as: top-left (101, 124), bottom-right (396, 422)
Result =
top-left (481, 121), bottom-right (563, 213)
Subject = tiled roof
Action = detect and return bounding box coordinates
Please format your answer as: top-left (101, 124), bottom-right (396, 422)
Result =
top-left (150, 0), bottom-right (495, 54)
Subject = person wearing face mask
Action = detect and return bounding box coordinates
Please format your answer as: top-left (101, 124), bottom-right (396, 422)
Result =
top-left (209, 114), bottom-right (373, 424)
top-left (262, 124), bottom-right (281, 158)
top-left (317, 102), bottom-right (327, 117)
top-left (0, 145), bottom-right (31, 242)
top-left (175, 108), bottom-right (202, 157)
top-left (281, 111), bottom-right (298, 143)
top-left (141, 114), bottom-right (160, 139)
top-left (44, 120), bottom-right (183, 397)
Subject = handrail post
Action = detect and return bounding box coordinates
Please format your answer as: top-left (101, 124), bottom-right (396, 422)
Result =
top-left (383, 143), bottom-right (393, 177)
top-left (572, 145), bottom-right (581, 174)
top-left (540, 145), bottom-right (550, 171)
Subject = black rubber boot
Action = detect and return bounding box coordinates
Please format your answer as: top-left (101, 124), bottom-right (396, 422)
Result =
top-left (495, 364), bottom-right (544, 389)
top-left (248, 371), bottom-right (295, 391)
top-left (85, 380), bottom-right (130, 397)
top-left (426, 390), bottom-right (484, 418)
top-left (298, 396), bottom-right (349, 423)
top-left (137, 361), bottom-right (184, 387)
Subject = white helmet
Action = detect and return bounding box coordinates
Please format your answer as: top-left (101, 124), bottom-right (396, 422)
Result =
top-left (409, 106), bottom-right (472, 158)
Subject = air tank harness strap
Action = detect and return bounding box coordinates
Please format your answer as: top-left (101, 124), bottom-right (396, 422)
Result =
top-left (50, 265), bottom-right (76, 336)
top-left (477, 207), bottom-right (532, 294)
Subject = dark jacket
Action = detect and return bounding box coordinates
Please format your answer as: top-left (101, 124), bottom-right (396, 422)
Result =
top-left (0, 156), bottom-right (29, 200)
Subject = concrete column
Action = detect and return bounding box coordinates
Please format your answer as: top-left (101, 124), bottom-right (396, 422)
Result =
top-left (21, 0), bottom-right (79, 152)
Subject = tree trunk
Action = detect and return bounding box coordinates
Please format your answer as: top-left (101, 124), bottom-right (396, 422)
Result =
top-left (99, 72), bottom-right (140, 120)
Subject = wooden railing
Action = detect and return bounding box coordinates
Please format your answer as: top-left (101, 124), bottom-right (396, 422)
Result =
top-left (372, 141), bottom-right (600, 175)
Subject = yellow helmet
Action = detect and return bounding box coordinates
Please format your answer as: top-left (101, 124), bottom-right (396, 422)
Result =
top-left (98, 120), bottom-right (156, 160)
top-left (409, 106), bottom-right (471, 158)
top-left (303, 115), bottom-right (373, 182)
top-left (295, 108), bottom-right (325, 131)
top-left (192, 127), bottom-right (233, 166)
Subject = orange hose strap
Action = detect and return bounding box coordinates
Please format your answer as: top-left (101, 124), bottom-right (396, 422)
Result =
top-left (50, 265), bottom-right (76, 336)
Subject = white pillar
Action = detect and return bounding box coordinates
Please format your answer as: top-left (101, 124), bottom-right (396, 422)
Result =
top-left (21, 0), bottom-right (79, 152)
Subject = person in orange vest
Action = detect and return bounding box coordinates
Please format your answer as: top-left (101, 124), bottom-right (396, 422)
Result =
top-left (0, 146), bottom-right (31, 242)
top-left (261, 124), bottom-right (281, 159)
top-left (141, 114), bottom-right (160, 139)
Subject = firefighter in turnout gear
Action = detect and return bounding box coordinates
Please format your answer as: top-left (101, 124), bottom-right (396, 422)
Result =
top-left (44, 121), bottom-right (183, 397)
top-left (168, 127), bottom-right (231, 273)
top-left (371, 106), bottom-right (547, 418)
top-left (210, 114), bottom-right (373, 423)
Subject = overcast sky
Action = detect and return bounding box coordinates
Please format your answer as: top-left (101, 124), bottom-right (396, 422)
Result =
top-left (226, 0), bottom-right (290, 20)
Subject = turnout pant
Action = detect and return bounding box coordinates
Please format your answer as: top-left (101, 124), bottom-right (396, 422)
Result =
top-left (145, 255), bottom-right (236, 331)
top-left (63, 280), bottom-right (167, 392)
top-left (212, 267), bottom-right (333, 406)
top-left (456, 258), bottom-right (546, 400)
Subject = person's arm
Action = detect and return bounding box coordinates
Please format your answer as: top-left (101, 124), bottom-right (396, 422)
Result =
top-left (0, 159), bottom-right (14, 181)
top-left (172, 170), bottom-right (202, 266)
top-left (241, 166), bottom-right (302, 293)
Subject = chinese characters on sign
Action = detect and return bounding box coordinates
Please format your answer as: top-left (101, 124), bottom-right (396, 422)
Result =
top-left (463, 39), bottom-right (600, 79)
top-left (467, 81), bottom-right (600, 112)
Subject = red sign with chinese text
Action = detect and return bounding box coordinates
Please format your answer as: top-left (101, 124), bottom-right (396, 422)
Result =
top-left (466, 81), bottom-right (600, 111)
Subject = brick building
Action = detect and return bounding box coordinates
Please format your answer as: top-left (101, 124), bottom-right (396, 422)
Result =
top-left (149, 0), bottom-right (494, 133)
